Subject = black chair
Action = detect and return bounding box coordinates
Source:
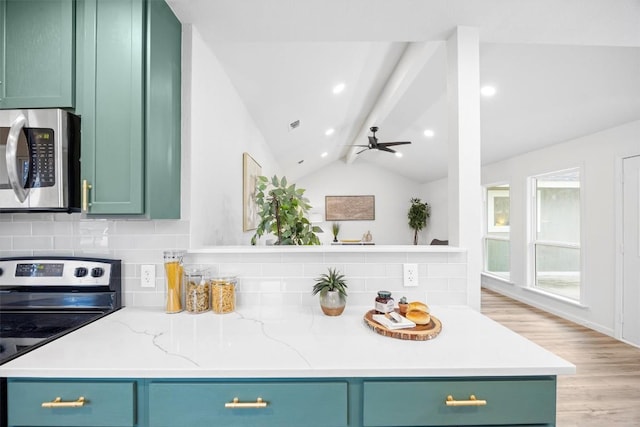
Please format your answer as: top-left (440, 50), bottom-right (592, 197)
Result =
top-left (430, 239), bottom-right (448, 245)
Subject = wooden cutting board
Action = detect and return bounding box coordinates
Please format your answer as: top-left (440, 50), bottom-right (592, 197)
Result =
top-left (363, 309), bottom-right (442, 341)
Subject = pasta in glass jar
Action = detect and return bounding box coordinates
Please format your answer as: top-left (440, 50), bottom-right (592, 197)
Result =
top-left (211, 276), bottom-right (236, 314)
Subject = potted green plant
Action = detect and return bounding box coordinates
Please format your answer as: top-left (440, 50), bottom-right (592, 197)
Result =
top-left (251, 175), bottom-right (322, 245)
top-left (312, 267), bottom-right (348, 316)
top-left (408, 197), bottom-right (431, 245)
top-left (331, 222), bottom-right (341, 243)
top-left (398, 296), bottom-right (409, 315)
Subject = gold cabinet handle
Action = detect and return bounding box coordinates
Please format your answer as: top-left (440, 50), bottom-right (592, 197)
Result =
top-left (445, 394), bottom-right (487, 407)
top-left (42, 396), bottom-right (86, 408)
top-left (224, 397), bottom-right (268, 409)
top-left (82, 179), bottom-right (92, 212)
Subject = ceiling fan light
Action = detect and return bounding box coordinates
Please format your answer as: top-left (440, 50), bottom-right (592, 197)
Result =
top-left (395, 152), bottom-right (403, 158)
top-left (423, 129), bottom-right (435, 138)
top-left (332, 83), bottom-right (346, 94)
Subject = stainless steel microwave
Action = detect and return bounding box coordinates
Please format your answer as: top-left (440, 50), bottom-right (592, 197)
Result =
top-left (0, 109), bottom-right (80, 212)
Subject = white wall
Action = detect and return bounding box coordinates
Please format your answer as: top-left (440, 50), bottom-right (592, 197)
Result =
top-left (420, 177), bottom-right (449, 244)
top-left (481, 120), bottom-right (640, 336)
top-left (187, 27), bottom-right (281, 248)
top-left (296, 161), bottom-right (425, 245)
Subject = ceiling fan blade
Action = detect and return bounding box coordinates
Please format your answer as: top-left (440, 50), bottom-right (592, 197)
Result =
top-left (378, 146), bottom-right (396, 153)
top-left (379, 141), bottom-right (411, 147)
top-left (349, 144), bottom-right (370, 147)
top-left (356, 148), bottom-right (369, 154)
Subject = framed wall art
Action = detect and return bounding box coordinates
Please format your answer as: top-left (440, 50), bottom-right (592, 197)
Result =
top-left (325, 195), bottom-right (375, 221)
top-left (242, 152), bottom-right (261, 231)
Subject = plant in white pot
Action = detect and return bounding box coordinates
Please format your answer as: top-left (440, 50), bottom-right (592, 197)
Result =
top-left (312, 268), bottom-right (348, 316)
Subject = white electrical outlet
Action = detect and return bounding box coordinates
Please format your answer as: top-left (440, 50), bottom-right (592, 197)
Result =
top-left (403, 263), bottom-right (418, 287)
top-left (141, 264), bottom-right (156, 288)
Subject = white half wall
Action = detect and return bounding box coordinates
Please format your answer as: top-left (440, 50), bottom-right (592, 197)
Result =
top-left (187, 27), bottom-right (281, 248)
top-left (481, 119), bottom-right (640, 336)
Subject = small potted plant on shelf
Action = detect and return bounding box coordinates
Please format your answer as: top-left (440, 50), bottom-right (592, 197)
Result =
top-left (331, 222), bottom-right (341, 243)
top-left (312, 267), bottom-right (348, 316)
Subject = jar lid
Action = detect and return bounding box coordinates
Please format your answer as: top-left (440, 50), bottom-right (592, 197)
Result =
top-left (183, 265), bottom-right (210, 275)
top-left (377, 290), bottom-right (392, 298)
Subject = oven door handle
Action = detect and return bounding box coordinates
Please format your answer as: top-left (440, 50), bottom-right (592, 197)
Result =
top-left (6, 113), bottom-right (29, 203)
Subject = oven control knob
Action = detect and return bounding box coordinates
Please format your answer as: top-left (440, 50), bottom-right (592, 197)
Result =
top-left (74, 267), bottom-right (88, 278)
top-left (91, 267), bottom-right (105, 278)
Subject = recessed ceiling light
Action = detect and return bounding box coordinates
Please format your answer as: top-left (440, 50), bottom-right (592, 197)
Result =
top-left (321, 152), bottom-right (328, 158)
top-left (325, 128), bottom-right (335, 136)
top-left (480, 85), bottom-right (497, 97)
top-left (423, 129), bottom-right (435, 138)
top-left (332, 83), bottom-right (346, 94)
top-left (395, 152), bottom-right (403, 158)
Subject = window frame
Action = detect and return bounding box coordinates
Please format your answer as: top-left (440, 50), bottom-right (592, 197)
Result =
top-left (528, 167), bottom-right (584, 303)
top-left (483, 183), bottom-right (511, 281)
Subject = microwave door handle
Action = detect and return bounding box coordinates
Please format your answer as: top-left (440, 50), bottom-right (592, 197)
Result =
top-left (6, 114), bottom-right (29, 203)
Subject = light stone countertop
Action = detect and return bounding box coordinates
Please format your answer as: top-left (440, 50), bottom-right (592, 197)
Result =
top-left (0, 304), bottom-right (575, 378)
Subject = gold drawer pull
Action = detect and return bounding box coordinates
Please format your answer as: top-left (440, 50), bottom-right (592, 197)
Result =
top-left (224, 397), bottom-right (268, 409)
top-left (446, 394), bottom-right (487, 407)
top-left (42, 396), bottom-right (86, 408)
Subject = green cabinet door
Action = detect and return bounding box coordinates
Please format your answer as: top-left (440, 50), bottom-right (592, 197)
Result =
top-left (79, 0), bottom-right (145, 215)
top-left (0, 0), bottom-right (74, 108)
top-left (8, 379), bottom-right (137, 427)
top-left (145, 0), bottom-right (181, 219)
top-left (78, 0), bottom-right (180, 217)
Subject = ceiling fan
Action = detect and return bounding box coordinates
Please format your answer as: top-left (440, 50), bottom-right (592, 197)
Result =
top-left (352, 126), bottom-right (412, 154)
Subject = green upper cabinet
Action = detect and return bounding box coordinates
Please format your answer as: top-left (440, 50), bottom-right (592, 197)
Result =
top-left (0, 0), bottom-right (75, 109)
top-left (78, 0), bottom-right (181, 218)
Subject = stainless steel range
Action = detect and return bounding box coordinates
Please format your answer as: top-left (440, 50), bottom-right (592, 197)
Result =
top-left (0, 256), bottom-right (122, 365)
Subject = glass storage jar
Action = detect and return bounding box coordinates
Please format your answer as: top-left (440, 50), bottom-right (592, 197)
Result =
top-left (184, 266), bottom-right (210, 314)
top-left (211, 276), bottom-right (237, 314)
top-left (163, 250), bottom-right (185, 313)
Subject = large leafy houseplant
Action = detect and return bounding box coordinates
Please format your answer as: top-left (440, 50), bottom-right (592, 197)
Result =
top-left (408, 197), bottom-right (431, 245)
top-left (251, 175), bottom-right (322, 245)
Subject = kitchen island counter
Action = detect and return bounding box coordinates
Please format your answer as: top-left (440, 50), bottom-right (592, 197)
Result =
top-left (0, 304), bottom-right (574, 378)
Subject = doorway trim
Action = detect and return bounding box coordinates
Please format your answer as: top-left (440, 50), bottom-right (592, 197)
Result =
top-left (615, 153), bottom-right (640, 345)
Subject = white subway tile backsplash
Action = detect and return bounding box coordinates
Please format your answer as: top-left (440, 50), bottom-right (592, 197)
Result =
top-left (0, 222), bottom-right (31, 236)
top-left (2, 213), bottom-right (468, 309)
top-left (345, 262), bottom-right (386, 278)
top-left (13, 236), bottom-right (54, 250)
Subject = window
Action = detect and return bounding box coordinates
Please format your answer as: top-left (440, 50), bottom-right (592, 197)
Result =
top-left (484, 184), bottom-right (510, 280)
top-left (531, 168), bottom-right (581, 300)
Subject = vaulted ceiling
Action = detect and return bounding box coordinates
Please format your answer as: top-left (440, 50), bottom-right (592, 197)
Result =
top-left (167, 0), bottom-right (640, 183)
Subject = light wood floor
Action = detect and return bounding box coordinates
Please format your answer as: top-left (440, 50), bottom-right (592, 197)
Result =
top-left (481, 288), bottom-right (640, 427)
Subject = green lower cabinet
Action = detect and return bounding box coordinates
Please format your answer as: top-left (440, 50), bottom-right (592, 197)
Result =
top-left (5, 376), bottom-right (557, 427)
top-left (362, 377), bottom-right (556, 426)
top-left (148, 381), bottom-right (349, 427)
top-left (7, 380), bottom-right (137, 427)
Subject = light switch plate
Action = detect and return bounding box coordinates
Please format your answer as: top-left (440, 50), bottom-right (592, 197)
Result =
top-left (403, 263), bottom-right (418, 287)
top-left (141, 264), bottom-right (156, 288)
